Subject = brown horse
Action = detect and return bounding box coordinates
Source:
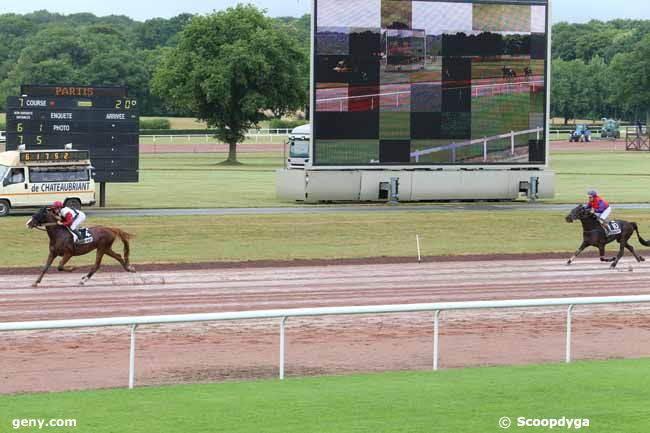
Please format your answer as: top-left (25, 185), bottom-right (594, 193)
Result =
top-left (26, 207), bottom-right (136, 287)
top-left (565, 204), bottom-right (650, 268)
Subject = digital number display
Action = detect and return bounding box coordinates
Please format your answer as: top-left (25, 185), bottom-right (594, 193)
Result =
top-left (20, 151), bottom-right (90, 163)
top-left (313, 0), bottom-right (548, 166)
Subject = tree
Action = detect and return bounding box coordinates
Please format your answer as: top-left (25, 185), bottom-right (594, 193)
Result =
top-left (151, 5), bottom-right (306, 163)
top-left (608, 34), bottom-right (650, 125)
top-left (551, 59), bottom-right (585, 124)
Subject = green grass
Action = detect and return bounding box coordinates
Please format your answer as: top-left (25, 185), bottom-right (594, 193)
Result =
top-left (111, 149), bottom-right (650, 209)
top-left (1, 359), bottom-right (649, 432)
top-left (552, 150), bottom-right (650, 203)
top-left (109, 153), bottom-right (285, 208)
top-left (3, 210), bottom-right (650, 267)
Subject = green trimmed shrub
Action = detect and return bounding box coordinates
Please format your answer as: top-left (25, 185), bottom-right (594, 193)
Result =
top-left (140, 118), bottom-right (171, 130)
top-left (269, 118), bottom-right (308, 130)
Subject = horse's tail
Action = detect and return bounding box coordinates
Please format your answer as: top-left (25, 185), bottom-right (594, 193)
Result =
top-left (109, 228), bottom-right (133, 264)
top-left (633, 223), bottom-right (650, 247)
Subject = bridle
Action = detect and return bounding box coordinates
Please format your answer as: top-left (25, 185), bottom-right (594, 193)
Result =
top-left (27, 209), bottom-right (60, 232)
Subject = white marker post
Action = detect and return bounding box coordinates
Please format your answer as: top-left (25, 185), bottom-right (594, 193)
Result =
top-left (416, 235), bottom-right (422, 262)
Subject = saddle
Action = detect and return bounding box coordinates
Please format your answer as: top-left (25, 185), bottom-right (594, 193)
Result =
top-left (68, 227), bottom-right (94, 245)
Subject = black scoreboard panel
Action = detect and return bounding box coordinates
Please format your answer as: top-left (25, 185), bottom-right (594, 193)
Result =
top-left (5, 94), bottom-right (139, 183)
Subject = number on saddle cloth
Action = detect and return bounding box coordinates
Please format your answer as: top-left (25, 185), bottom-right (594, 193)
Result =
top-left (69, 227), bottom-right (94, 245)
top-left (607, 221), bottom-right (622, 235)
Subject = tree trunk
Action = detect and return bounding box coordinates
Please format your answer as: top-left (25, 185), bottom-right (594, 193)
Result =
top-left (226, 141), bottom-right (238, 163)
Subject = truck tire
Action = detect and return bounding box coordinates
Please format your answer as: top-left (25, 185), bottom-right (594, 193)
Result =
top-left (0, 200), bottom-right (10, 217)
top-left (64, 198), bottom-right (82, 210)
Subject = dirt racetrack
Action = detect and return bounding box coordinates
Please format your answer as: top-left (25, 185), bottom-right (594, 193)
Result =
top-left (1, 256), bottom-right (650, 394)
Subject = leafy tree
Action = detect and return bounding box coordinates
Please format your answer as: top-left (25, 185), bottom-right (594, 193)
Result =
top-left (551, 59), bottom-right (585, 124)
top-left (152, 5), bottom-right (306, 163)
top-left (608, 34), bottom-right (650, 124)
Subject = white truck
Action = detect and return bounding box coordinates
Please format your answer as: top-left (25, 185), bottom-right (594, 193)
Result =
top-left (287, 124), bottom-right (310, 169)
top-left (0, 147), bottom-right (96, 217)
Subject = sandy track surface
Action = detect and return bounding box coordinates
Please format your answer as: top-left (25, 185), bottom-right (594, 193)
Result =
top-left (550, 140), bottom-right (630, 152)
top-left (1, 257), bottom-right (650, 394)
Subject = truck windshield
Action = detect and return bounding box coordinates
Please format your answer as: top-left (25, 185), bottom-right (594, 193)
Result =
top-left (0, 165), bottom-right (8, 182)
top-left (290, 139), bottom-right (309, 158)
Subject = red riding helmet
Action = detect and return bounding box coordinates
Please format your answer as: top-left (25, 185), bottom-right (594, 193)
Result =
top-left (52, 201), bottom-right (64, 210)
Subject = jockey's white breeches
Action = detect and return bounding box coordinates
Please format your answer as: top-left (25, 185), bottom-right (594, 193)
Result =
top-left (70, 212), bottom-right (86, 231)
top-left (596, 207), bottom-right (612, 220)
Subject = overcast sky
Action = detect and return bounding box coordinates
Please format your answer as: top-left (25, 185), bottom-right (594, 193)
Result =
top-left (1, 0), bottom-right (650, 23)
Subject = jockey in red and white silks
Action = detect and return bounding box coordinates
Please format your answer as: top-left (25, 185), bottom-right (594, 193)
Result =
top-left (51, 201), bottom-right (86, 240)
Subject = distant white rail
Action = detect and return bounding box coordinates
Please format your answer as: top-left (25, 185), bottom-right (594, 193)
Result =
top-left (412, 127), bottom-right (544, 163)
top-left (316, 79), bottom-right (543, 111)
top-left (2, 295), bottom-right (650, 390)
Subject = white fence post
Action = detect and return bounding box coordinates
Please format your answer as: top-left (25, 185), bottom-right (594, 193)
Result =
top-left (566, 305), bottom-right (574, 363)
top-left (4, 295), bottom-right (650, 389)
top-left (129, 324), bottom-right (137, 389)
top-left (510, 131), bottom-right (515, 155)
top-left (280, 317), bottom-right (287, 380)
top-left (483, 137), bottom-right (488, 162)
top-left (433, 310), bottom-right (441, 371)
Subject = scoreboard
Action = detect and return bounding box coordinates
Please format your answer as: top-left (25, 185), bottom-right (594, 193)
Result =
top-left (5, 85), bottom-right (139, 183)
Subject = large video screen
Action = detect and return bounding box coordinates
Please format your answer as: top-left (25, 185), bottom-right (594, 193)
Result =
top-left (313, 0), bottom-right (548, 166)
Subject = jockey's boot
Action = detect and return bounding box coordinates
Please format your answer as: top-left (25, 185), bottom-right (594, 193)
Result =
top-left (599, 218), bottom-right (610, 234)
top-left (72, 230), bottom-right (82, 243)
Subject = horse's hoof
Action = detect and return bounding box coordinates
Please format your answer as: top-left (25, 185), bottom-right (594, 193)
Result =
top-left (80, 277), bottom-right (88, 285)
top-left (640, 257), bottom-right (646, 262)
top-left (566, 261), bottom-right (572, 266)
top-left (127, 266), bottom-right (136, 273)
top-left (32, 283), bottom-right (38, 288)
top-left (610, 263), bottom-right (617, 269)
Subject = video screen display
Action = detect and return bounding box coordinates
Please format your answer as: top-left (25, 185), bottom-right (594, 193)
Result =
top-left (313, 0), bottom-right (548, 166)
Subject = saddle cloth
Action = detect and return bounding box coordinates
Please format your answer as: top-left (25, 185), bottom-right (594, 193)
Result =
top-left (71, 227), bottom-right (94, 245)
top-left (606, 221), bottom-right (622, 235)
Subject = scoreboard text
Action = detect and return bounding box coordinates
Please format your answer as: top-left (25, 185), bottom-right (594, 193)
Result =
top-left (6, 85), bottom-right (139, 183)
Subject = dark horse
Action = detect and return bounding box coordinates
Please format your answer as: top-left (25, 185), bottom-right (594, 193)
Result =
top-left (565, 205), bottom-right (650, 268)
top-left (26, 207), bottom-right (136, 287)
top-left (502, 65), bottom-right (517, 81)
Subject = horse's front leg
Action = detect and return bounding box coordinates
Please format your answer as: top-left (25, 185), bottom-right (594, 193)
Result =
top-left (33, 252), bottom-right (56, 287)
top-left (598, 246), bottom-right (615, 263)
top-left (57, 252), bottom-right (76, 272)
top-left (610, 243), bottom-right (626, 268)
top-left (567, 242), bottom-right (588, 265)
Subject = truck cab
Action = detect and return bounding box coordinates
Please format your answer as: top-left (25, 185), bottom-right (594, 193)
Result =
top-left (287, 124), bottom-right (310, 169)
top-left (0, 148), bottom-right (96, 217)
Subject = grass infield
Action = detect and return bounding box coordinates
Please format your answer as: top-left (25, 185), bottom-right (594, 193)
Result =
top-left (0, 358), bottom-right (649, 432)
top-left (2, 210), bottom-right (650, 267)
top-left (81, 148), bottom-right (650, 209)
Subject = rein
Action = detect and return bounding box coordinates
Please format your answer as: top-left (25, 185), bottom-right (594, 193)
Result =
top-left (34, 222), bottom-right (59, 231)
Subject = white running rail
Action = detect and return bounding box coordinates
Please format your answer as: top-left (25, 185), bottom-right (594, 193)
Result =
top-left (2, 294), bottom-right (650, 390)
top-left (412, 127), bottom-right (544, 163)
